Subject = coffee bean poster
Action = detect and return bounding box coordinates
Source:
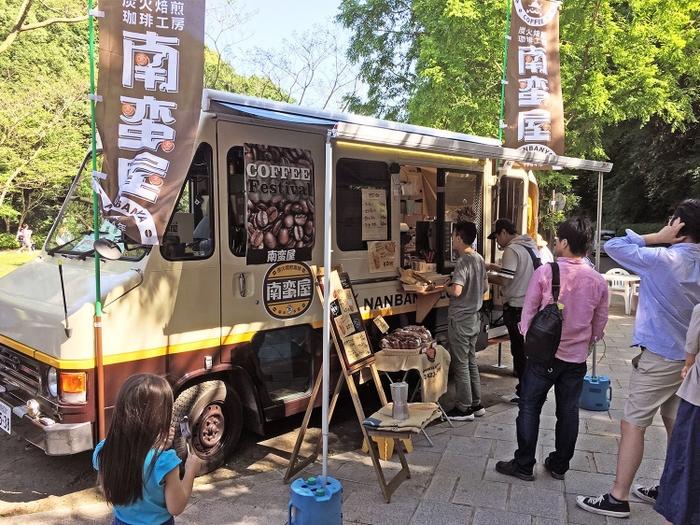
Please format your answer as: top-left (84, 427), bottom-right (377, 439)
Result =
top-left (244, 144), bottom-right (315, 265)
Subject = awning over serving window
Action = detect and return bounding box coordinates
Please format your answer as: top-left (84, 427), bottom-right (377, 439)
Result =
top-left (217, 102), bottom-right (339, 127)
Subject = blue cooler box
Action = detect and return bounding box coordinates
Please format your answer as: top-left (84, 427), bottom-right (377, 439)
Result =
top-left (580, 375), bottom-right (612, 411)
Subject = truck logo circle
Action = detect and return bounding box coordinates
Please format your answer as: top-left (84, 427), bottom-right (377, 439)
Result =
top-left (262, 262), bottom-right (314, 320)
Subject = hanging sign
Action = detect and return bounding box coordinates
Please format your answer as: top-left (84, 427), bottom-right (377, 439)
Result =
top-left (244, 144), bottom-right (315, 264)
top-left (93, 0), bottom-right (206, 244)
top-left (368, 241), bottom-right (397, 273)
top-left (504, 0), bottom-right (564, 169)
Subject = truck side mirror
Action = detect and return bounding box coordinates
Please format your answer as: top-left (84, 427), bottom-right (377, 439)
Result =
top-left (94, 238), bottom-right (122, 260)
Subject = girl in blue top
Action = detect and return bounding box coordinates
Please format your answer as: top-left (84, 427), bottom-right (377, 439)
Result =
top-left (93, 374), bottom-right (202, 525)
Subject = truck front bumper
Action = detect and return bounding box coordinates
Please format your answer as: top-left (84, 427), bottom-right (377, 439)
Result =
top-left (1, 388), bottom-right (93, 455)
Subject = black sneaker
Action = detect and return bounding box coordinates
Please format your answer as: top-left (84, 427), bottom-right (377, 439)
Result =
top-left (471, 404), bottom-right (486, 417)
top-left (576, 493), bottom-right (631, 518)
top-left (632, 484), bottom-right (659, 504)
top-left (543, 457), bottom-right (565, 480)
top-left (495, 459), bottom-right (534, 481)
top-left (446, 406), bottom-right (474, 421)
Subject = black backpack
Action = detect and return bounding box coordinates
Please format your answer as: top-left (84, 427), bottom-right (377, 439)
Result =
top-left (523, 262), bottom-right (563, 369)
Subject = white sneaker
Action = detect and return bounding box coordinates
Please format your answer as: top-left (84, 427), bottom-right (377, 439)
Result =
top-left (501, 393), bottom-right (519, 403)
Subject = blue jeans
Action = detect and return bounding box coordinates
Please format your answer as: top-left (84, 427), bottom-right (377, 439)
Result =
top-left (513, 358), bottom-right (587, 475)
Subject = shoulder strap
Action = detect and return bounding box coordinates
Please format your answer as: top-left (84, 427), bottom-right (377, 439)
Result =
top-left (549, 262), bottom-right (560, 302)
top-left (523, 245), bottom-right (542, 269)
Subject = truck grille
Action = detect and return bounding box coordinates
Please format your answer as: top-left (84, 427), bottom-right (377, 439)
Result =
top-left (0, 343), bottom-right (41, 394)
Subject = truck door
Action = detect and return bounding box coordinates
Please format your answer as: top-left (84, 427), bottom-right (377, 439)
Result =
top-left (217, 120), bottom-right (324, 406)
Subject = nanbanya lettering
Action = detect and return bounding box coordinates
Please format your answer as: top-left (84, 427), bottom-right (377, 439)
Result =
top-left (363, 293), bottom-right (416, 311)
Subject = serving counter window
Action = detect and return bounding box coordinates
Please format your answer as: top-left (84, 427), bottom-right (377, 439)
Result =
top-left (335, 158), bottom-right (392, 251)
top-left (161, 142), bottom-right (214, 260)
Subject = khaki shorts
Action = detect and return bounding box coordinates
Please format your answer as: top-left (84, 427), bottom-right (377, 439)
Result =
top-left (623, 348), bottom-right (684, 428)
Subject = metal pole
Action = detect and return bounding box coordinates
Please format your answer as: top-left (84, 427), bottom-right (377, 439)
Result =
top-left (321, 130), bottom-right (333, 486)
top-left (594, 170), bottom-right (603, 272)
top-left (88, 0), bottom-right (105, 440)
top-left (497, 0), bottom-right (513, 145)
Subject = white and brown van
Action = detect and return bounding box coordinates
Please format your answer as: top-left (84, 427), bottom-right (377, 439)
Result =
top-left (0, 90), bottom-right (608, 473)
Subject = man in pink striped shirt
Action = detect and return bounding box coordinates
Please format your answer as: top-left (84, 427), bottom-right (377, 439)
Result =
top-left (496, 217), bottom-right (609, 481)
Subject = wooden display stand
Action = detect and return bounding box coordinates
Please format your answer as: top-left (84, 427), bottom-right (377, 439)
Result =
top-left (284, 266), bottom-right (422, 503)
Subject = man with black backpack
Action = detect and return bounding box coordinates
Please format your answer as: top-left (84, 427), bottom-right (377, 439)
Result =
top-left (487, 218), bottom-right (542, 402)
top-left (495, 217), bottom-right (608, 481)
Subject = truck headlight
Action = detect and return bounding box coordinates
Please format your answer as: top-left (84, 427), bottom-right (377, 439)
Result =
top-left (47, 367), bottom-right (58, 398)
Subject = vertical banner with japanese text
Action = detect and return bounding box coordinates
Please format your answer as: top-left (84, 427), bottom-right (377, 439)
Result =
top-left (504, 0), bottom-right (564, 168)
top-left (245, 144), bottom-right (316, 265)
top-left (94, 0), bottom-right (205, 244)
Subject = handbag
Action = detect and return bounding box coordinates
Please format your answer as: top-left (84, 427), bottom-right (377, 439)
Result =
top-left (523, 262), bottom-right (563, 368)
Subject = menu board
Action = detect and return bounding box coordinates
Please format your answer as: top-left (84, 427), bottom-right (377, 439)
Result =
top-left (317, 268), bottom-right (375, 369)
top-left (361, 189), bottom-right (388, 241)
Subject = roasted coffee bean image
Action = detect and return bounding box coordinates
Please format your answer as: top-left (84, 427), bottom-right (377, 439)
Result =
top-left (277, 227), bottom-right (289, 245)
top-left (304, 220), bottom-right (314, 236)
top-left (256, 211), bottom-right (269, 228)
top-left (293, 225), bottom-right (304, 241)
top-left (267, 207), bottom-right (279, 222)
top-left (294, 214), bottom-right (307, 226)
top-left (283, 214), bottom-right (295, 228)
top-left (264, 231), bottom-right (277, 249)
top-left (272, 220), bottom-right (282, 236)
top-left (250, 230), bottom-right (263, 248)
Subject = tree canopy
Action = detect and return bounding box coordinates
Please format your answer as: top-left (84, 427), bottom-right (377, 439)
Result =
top-left (338, 0), bottom-right (700, 158)
top-left (337, 0), bottom-right (700, 224)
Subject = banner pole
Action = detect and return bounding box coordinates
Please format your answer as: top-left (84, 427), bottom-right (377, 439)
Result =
top-left (498, 0), bottom-right (512, 146)
top-left (88, 0), bottom-right (106, 441)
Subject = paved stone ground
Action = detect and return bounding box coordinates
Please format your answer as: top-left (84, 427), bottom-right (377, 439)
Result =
top-left (4, 301), bottom-right (667, 524)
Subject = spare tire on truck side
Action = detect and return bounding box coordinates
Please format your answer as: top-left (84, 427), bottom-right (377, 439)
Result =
top-left (172, 380), bottom-right (243, 475)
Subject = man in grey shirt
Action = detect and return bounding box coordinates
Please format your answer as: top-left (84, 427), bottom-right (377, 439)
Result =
top-left (487, 218), bottom-right (540, 402)
top-left (445, 222), bottom-right (488, 421)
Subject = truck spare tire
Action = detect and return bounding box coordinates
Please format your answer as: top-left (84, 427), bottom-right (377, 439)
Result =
top-left (172, 380), bottom-right (242, 476)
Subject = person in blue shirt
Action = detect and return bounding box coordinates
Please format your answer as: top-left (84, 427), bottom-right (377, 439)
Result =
top-left (93, 374), bottom-right (202, 525)
top-left (578, 199), bottom-right (700, 519)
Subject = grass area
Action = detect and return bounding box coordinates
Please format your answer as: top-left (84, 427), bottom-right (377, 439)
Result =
top-left (0, 250), bottom-right (39, 278)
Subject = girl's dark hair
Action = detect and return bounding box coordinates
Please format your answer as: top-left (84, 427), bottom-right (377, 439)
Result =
top-left (97, 374), bottom-right (173, 506)
top-left (557, 217), bottom-right (592, 257)
top-left (672, 199), bottom-right (700, 243)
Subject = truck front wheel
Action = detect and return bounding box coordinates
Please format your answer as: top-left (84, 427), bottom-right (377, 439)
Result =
top-left (172, 380), bottom-right (242, 475)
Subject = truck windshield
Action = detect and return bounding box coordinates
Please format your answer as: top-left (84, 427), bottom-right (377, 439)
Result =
top-left (45, 151), bottom-right (149, 260)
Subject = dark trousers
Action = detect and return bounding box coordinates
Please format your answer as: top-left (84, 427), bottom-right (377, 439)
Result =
top-left (513, 358), bottom-right (587, 475)
top-left (503, 305), bottom-right (525, 396)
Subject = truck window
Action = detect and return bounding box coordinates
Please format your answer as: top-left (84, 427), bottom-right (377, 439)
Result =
top-left (161, 143), bottom-right (214, 260)
top-left (445, 171), bottom-right (484, 253)
top-left (227, 146), bottom-right (247, 257)
top-left (250, 325), bottom-right (314, 401)
top-left (498, 175), bottom-right (525, 228)
top-left (335, 158), bottom-right (392, 251)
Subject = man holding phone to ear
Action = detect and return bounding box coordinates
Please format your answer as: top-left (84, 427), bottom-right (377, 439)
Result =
top-left (578, 199), bottom-right (700, 518)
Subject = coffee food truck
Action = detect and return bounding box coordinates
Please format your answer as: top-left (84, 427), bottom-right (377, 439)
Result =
top-left (0, 90), bottom-right (611, 473)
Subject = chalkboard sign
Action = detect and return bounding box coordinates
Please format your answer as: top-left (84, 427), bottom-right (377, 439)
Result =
top-left (316, 268), bottom-right (375, 370)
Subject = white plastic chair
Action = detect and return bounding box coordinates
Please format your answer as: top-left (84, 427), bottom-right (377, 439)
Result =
top-left (630, 282), bottom-right (640, 312)
top-left (606, 268), bottom-right (632, 314)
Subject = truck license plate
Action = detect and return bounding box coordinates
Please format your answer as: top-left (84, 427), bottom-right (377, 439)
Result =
top-left (0, 400), bottom-right (10, 435)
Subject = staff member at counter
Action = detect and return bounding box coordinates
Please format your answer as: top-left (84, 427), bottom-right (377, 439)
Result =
top-left (486, 218), bottom-right (540, 403)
